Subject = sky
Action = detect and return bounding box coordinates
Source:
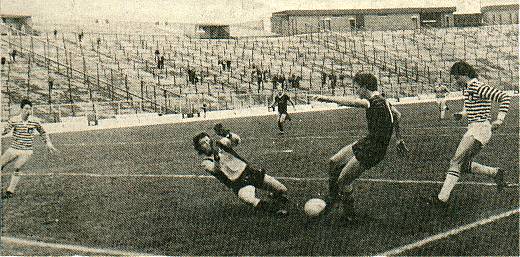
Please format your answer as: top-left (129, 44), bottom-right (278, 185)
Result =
top-left (0, 0), bottom-right (517, 23)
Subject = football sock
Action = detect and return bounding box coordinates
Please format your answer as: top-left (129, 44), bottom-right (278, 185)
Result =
top-left (251, 198), bottom-right (262, 208)
top-left (470, 162), bottom-right (498, 176)
top-left (7, 170), bottom-right (21, 193)
top-left (438, 171), bottom-right (459, 202)
top-left (440, 110), bottom-right (446, 119)
top-left (277, 122), bottom-right (283, 132)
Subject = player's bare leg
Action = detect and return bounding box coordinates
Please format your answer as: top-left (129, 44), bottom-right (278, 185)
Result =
top-left (260, 175), bottom-right (289, 205)
top-left (238, 185), bottom-right (287, 215)
top-left (336, 156), bottom-right (365, 221)
top-left (4, 152), bottom-right (31, 198)
top-left (327, 143), bottom-right (355, 205)
top-left (434, 135), bottom-right (489, 206)
top-left (1, 150), bottom-right (19, 199)
top-left (277, 114), bottom-right (287, 134)
top-left (439, 99), bottom-right (447, 119)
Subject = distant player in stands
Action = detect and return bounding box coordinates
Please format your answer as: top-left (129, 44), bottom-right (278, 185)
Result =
top-left (1, 99), bottom-right (58, 199)
top-left (269, 88), bottom-right (295, 134)
top-left (427, 61), bottom-right (511, 208)
top-left (312, 72), bottom-right (408, 222)
top-left (433, 81), bottom-right (450, 119)
top-left (192, 124), bottom-right (289, 215)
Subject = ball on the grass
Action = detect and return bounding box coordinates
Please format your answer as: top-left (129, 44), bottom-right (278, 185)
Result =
top-left (304, 198), bottom-right (327, 217)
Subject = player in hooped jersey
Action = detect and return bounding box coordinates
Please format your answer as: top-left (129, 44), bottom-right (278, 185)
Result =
top-left (427, 61), bottom-right (511, 208)
top-left (1, 99), bottom-right (58, 199)
top-left (193, 124), bottom-right (289, 215)
top-left (269, 87), bottom-right (295, 134)
top-left (312, 73), bottom-right (408, 221)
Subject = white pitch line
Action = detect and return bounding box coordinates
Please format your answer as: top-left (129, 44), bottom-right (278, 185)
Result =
top-left (48, 131), bottom-right (514, 147)
top-left (1, 236), bottom-right (155, 256)
top-left (376, 208), bottom-right (520, 256)
top-left (3, 172), bottom-right (517, 187)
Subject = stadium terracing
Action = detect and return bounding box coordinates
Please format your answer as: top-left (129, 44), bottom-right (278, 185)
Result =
top-left (0, 15), bottom-right (518, 122)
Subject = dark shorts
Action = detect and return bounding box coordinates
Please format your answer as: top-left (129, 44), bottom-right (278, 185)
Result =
top-left (230, 166), bottom-right (266, 194)
top-left (278, 109), bottom-right (288, 115)
top-left (353, 137), bottom-right (390, 169)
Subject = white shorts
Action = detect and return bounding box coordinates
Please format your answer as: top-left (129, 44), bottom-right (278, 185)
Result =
top-left (464, 121), bottom-right (492, 145)
top-left (0, 148), bottom-right (33, 169)
top-left (435, 98), bottom-right (446, 105)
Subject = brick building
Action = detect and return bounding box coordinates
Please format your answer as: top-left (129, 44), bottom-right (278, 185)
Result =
top-left (271, 7), bottom-right (456, 35)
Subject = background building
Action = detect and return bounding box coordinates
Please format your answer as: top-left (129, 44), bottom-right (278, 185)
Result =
top-left (271, 7), bottom-right (456, 35)
top-left (454, 13), bottom-right (483, 27)
top-left (0, 14), bottom-right (34, 35)
top-left (481, 4), bottom-right (519, 25)
top-left (195, 24), bottom-right (231, 39)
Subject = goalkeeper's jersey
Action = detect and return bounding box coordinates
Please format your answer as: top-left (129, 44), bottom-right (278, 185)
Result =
top-left (200, 133), bottom-right (247, 184)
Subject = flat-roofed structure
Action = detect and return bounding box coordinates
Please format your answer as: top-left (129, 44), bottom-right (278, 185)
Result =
top-left (454, 13), bottom-right (483, 27)
top-left (481, 4), bottom-right (519, 25)
top-left (271, 7), bottom-right (456, 35)
top-left (195, 24), bottom-right (230, 39)
top-left (0, 14), bottom-right (34, 35)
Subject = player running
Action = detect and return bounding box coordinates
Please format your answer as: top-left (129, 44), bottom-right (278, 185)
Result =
top-left (1, 99), bottom-right (58, 199)
top-left (192, 124), bottom-right (289, 215)
top-left (311, 72), bottom-right (408, 222)
top-left (269, 88), bottom-right (295, 134)
top-left (433, 81), bottom-right (450, 119)
top-left (427, 61), bottom-right (511, 208)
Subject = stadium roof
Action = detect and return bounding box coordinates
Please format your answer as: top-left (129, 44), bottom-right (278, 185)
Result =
top-left (272, 7), bottom-right (457, 16)
top-left (0, 14), bottom-right (31, 18)
top-left (480, 4), bottom-right (519, 12)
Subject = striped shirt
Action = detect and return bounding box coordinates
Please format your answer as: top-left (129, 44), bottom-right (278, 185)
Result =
top-left (434, 83), bottom-right (449, 98)
top-left (464, 78), bottom-right (510, 123)
top-left (2, 115), bottom-right (47, 150)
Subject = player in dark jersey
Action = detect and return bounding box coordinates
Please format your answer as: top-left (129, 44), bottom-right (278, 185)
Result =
top-left (192, 125), bottom-right (289, 215)
top-left (269, 88), bottom-right (295, 134)
top-left (312, 72), bottom-right (408, 222)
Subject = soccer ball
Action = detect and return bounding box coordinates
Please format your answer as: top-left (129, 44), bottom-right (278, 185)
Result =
top-left (304, 198), bottom-right (327, 217)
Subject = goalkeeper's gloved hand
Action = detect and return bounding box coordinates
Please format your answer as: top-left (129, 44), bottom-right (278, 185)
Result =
top-left (213, 123), bottom-right (230, 137)
top-left (396, 139), bottom-right (409, 157)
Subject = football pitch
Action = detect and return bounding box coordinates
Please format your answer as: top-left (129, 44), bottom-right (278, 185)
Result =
top-left (1, 99), bottom-right (519, 255)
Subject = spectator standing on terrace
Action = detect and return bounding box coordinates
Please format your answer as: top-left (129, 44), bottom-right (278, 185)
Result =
top-left (426, 61), bottom-right (511, 209)
top-left (256, 68), bottom-right (263, 90)
top-left (53, 29), bottom-right (58, 39)
top-left (10, 49), bottom-right (17, 62)
top-left (271, 75), bottom-right (278, 90)
top-left (330, 73), bottom-right (337, 95)
top-left (226, 60), bottom-right (232, 71)
top-left (154, 50), bottom-right (160, 63)
top-left (78, 31), bottom-right (84, 42)
top-left (321, 72), bottom-right (327, 89)
top-left (1, 100), bottom-right (58, 199)
top-left (263, 70), bottom-right (269, 82)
